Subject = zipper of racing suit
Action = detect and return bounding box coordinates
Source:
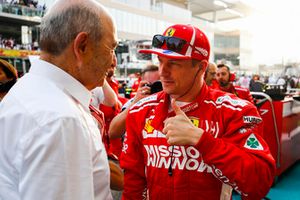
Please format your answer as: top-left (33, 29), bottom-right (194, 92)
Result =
top-left (168, 67), bottom-right (201, 176)
top-left (168, 146), bottom-right (174, 176)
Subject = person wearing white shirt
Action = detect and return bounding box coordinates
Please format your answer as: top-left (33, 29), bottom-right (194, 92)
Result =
top-left (0, 0), bottom-right (118, 199)
top-left (91, 79), bottom-right (118, 108)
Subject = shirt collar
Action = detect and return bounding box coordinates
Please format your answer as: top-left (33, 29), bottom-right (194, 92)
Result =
top-left (29, 59), bottom-right (91, 110)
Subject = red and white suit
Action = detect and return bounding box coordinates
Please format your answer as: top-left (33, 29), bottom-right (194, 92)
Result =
top-left (219, 84), bottom-right (254, 104)
top-left (120, 84), bottom-right (275, 200)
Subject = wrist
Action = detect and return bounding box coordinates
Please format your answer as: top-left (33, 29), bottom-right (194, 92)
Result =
top-left (191, 127), bottom-right (203, 146)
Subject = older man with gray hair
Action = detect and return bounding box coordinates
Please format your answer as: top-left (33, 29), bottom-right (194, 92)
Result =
top-left (0, 0), bottom-right (117, 199)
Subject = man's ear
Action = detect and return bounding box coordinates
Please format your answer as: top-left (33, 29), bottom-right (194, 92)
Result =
top-left (199, 60), bottom-right (208, 73)
top-left (73, 32), bottom-right (89, 64)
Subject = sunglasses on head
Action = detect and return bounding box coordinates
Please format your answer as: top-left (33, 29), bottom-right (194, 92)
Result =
top-left (152, 35), bottom-right (203, 56)
top-left (152, 35), bottom-right (188, 53)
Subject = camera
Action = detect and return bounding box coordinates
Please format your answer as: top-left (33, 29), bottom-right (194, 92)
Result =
top-left (145, 80), bottom-right (163, 94)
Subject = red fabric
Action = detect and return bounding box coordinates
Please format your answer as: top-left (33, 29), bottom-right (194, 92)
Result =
top-left (120, 84), bottom-right (275, 200)
top-left (218, 84), bottom-right (254, 104)
top-left (208, 79), bottom-right (220, 89)
top-left (89, 105), bottom-right (109, 153)
top-left (107, 78), bottom-right (119, 95)
top-left (131, 78), bottom-right (141, 92)
top-left (100, 96), bottom-right (129, 159)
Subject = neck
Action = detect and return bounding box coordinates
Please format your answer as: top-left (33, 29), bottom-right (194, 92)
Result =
top-left (40, 51), bottom-right (75, 74)
top-left (172, 78), bottom-right (203, 102)
top-left (220, 82), bottom-right (233, 91)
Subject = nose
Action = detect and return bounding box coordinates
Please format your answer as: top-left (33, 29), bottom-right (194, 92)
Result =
top-left (110, 53), bottom-right (117, 69)
top-left (159, 62), bottom-right (170, 77)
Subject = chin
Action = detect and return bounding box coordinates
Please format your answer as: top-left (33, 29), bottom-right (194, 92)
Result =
top-left (164, 88), bottom-right (176, 96)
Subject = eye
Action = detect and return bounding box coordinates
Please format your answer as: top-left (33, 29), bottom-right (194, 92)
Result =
top-left (169, 60), bottom-right (180, 65)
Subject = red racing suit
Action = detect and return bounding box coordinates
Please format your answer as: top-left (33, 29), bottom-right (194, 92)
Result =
top-left (219, 84), bottom-right (254, 104)
top-left (120, 84), bottom-right (275, 200)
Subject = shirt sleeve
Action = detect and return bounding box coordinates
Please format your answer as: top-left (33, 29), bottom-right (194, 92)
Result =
top-left (195, 103), bottom-right (275, 200)
top-left (91, 87), bottom-right (104, 107)
top-left (19, 117), bottom-right (98, 200)
top-left (120, 112), bottom-right (147, 200)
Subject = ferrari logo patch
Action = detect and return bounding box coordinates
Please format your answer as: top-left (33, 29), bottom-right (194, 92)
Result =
top-left (190, 118), bottom-right (199, 127)
top-left (165, 28), bottom-right (175, 36)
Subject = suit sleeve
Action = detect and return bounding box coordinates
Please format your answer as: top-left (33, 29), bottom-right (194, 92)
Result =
top-left (196, 102), bottom-right (275, 200)
top-left (246, 90), bottom-right (254, 104)
top-left (120, 111), bottom-right (147, 200)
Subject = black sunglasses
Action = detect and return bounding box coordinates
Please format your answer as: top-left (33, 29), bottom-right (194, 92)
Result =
top-left (152, 34), bottom-right (202, 56)
top-left (152, 35), bottom-right (188, 53)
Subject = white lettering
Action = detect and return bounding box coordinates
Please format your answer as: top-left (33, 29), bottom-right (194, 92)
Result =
top-left (158, 145), bottom-right (169, 157)
top-left (144, 145), bottom-right (156, 167)
top-left (186, 146), bottom-right (199, 158)
top-left (186, 159), bottom-right (199, 170)
top-left (144, 145), bottom-right (213, 173)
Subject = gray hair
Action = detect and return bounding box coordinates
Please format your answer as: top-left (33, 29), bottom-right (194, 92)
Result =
top-left (40, 5), bottom-right (102, 55)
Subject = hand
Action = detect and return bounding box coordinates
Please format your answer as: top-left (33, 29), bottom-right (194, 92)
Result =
top-left (162, 99), bottom-right (204, 146)
top-left (134, 80), bottom-right (151, 103)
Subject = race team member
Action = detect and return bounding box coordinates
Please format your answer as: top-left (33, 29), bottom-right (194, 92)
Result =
top-left (120, 24), bottom-right (275, 200)
top-left (204, 62), bottom-right (219, 89)
top-left (216, 64), bottom-right (254, 104)
top-left (109, 64), bottom-right (160, 139)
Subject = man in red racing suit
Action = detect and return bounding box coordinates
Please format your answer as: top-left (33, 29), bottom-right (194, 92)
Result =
top-left (216, 64), bottom-right (254, 104)
top-left (120, 24), bottom-right (275, 200)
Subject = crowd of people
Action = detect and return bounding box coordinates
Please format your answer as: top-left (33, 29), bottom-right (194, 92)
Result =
top-left (0, 1), bottom-right (45, 19)
top-left (0, 35), bottom-right (39, 51)
top-left (1, 0), bottom-right (299, 200)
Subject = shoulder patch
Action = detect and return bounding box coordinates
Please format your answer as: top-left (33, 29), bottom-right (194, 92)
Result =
top-left (244, 133), bottom-right (263, 150)
top-left (134, 94), bottom-right (158, 107)
top-left (243, 116), bottom-right (262, 124)
top-left (216, 95), bottom-right (247, 107)
top-left (130, 94), bottom-right (161, 113)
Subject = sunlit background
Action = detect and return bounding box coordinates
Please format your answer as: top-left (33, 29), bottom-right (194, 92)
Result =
top-left (1, 0), bottom-right (300, 75)
top-left (218, 0), bottom-right (300, 65)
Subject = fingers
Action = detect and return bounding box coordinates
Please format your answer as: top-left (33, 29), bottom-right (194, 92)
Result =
top-left (138, 80), bottom-right (148, 87)
top-left (171, 98), bottom-right (185, 116)
top-left (136, 85), bottom-right (150, 97)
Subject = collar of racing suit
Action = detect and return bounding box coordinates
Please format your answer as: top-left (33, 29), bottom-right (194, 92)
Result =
top-left (219, 83), bottom-right (238, 97)
top-left (150, 83), bottom-right (209, 131)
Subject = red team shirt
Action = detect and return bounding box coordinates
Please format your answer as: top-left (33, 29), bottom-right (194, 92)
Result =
top-left (120, 84), bottom-right (275, 200)
top-left (218, 84), bottom-right (254, 104)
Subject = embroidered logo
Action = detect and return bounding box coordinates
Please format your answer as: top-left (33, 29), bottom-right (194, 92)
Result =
top-left (144, 119), bottom-right (154, 133)
top-left (244, 133), bottom-right (263, 150)
top-left (190, 118), bottom-right (199, 127)
top-left (165, 28), bottom-right (175, 36)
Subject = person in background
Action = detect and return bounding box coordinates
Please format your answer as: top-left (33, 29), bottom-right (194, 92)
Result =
top-left (0, 58), bottom-right (18, 102)
top-left (238, 74), bottom-right (250, 89)
top-left (129, 72), bottom-right (142, 98)
top-left (0, 0), bottom-right (117, 199)
top-left (204, 62), bottom-right (219, 89)
top-left (249, 74), bottom-right (265, 92)
top-left (120, 24), bottom-right (275, 200)
top-left (91, 79), bottom-right (119, 108)
top-left (109, 64), bottom-right (160, 139)
top-left (216, 63), bottom-right (254, 104)
top-left (98, 54), bottom-right (127, 159)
